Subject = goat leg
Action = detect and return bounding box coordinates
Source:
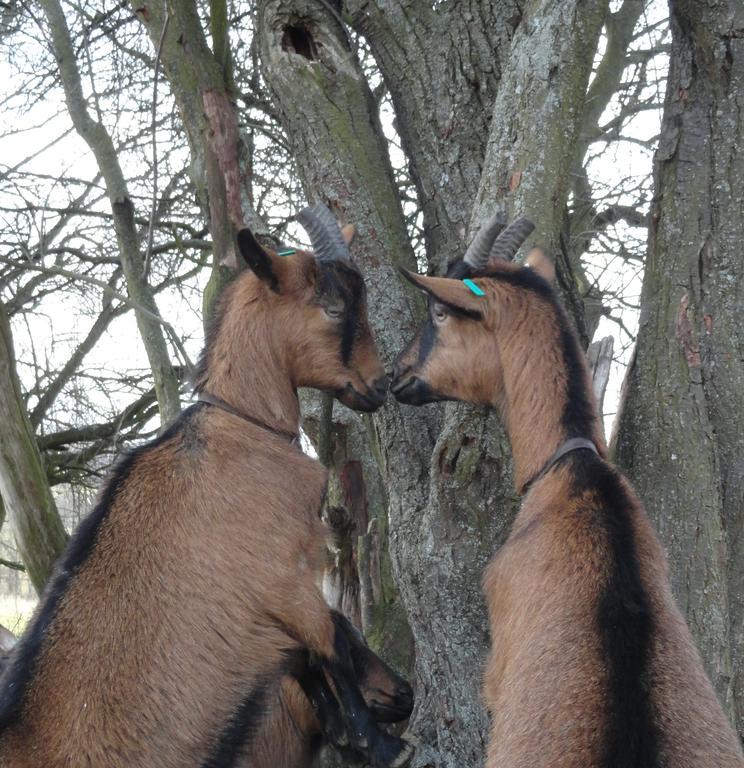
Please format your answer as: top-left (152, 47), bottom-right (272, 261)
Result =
top-left (322, 614), bottom-right (413, 768)
top-left (293, 653), bottom-right (349, 750)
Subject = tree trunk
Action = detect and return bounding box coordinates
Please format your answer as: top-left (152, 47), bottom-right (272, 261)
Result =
top-left (38, 0), bottom-right (181, 424)
top-left (344, 0), bottom-right (520, 272)
top-left (613, 0), bottom-right (744, 735)
top-left (132, 0), bottom-right (270, 323)
top-left (0, 303), bottom-right (67, 593)
top-left (259, 2), bottom-right (608, 764)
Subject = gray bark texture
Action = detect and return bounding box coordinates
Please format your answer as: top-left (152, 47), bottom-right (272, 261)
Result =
top-left (0, 303), bottom-right (67, 593)
top-left (38, 0), bottom-right (181, 425)
top-left (614, 0), bottom-right (744, 737)
top-left (257, 1), bottom-right (606, 765)
top-left (131, 0), bottom-right (267, 322)
top-left (344, 0), bottom-right (520, 272)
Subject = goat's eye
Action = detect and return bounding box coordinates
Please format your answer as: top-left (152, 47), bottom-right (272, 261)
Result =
top-left (325, 304), bottom-right (344, 320)
top-left (432, 304), bottom-right (448, 323)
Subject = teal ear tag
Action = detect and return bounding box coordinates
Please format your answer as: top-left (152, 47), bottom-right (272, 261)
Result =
top-left (463, 278), bottom-right (485, 296)
top-left (277, 248), bottom-right (296, 256)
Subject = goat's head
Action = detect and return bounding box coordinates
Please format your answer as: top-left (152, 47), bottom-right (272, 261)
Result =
top-left (335, 612), bottom-right (413, 723)
top-left (235, 204), bottom-right (388, 412)
top-left (391, 213), bottom-right (554, 407)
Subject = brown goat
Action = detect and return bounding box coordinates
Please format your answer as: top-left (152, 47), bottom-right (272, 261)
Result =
top-left (391, 214), bottom-right (744, 767)
top-left (0, 614), bottom-right (412, 768)
top-left (240, 611), bottom-right (413, 768)
top-left (0, 204), bottom-right (411, 768)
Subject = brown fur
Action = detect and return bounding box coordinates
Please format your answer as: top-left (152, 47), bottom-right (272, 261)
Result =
top-left (0, 241), bottom-right (394, 766)
top-left (393, 260), bottom-right (744, 767)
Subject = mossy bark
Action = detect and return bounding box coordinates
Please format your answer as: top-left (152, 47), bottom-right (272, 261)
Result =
top-left (0, 303), bottom-right (67, 593)
top-left (258, 1), bottom-right (607, 764)
top-left (614, 0), bottom-right (744, 735)
top-left (131, 0), bottom-right (268, 326)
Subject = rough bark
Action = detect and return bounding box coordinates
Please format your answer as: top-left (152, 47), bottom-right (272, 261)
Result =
top-left (256, 0), bottom-right (447, 755)
top-left (474, 0), bottom-right (610, 338)
top-left (345, 0), bottom-right (520, 272)
top-left (614, 0), bottom-right (744, 734)
top-left (39, 0), bottom-right (181, 424)
top-left (407, 2), bottom-right (608, 762)
top-left (132, 0), bottom-right (269, 321)
top-left (0, 303), bottom-right (67, 593)
top-left (259, 2), bottom-right (608, 765)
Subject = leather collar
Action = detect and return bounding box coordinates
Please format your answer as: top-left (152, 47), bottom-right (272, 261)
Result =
top-left (521, 437), bottom-right (599, 495)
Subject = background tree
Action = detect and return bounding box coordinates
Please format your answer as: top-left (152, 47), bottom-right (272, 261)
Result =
top-left (614, 0), bottom-right (744, 733)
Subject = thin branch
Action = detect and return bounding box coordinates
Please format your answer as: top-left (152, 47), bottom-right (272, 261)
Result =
top-left (143, 4), bottom-right (170, 278)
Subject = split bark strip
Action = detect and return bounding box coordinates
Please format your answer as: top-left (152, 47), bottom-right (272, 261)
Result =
top-left (39, 0), bottom-right (181, 425)
top-left (131, 0), bottom-right (267, 320)
top-left (0, 303), bottom-right (67, 592)
top-left (587, 334), bottom-right (614, 420)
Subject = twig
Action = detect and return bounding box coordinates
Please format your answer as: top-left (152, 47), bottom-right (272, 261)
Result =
top-left (143, 4), bottom-right (170, 278)
top-left (1, 260), bottom-right (194, 372)
top-left (0, 557), bottom-right (25, 572)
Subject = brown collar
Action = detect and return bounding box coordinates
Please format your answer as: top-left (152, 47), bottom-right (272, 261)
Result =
top-left (521, 437), bottom-right (599, 495)
top-left (198, 392), bottom-right (300, 446)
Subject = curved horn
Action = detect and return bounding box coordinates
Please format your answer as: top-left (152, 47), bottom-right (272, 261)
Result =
top-left (489, 216), bottom-right (535, 262)
top-left (463, 210), bottom-right (508, 269)
top-left (296, 203), bottom-right (352, 263)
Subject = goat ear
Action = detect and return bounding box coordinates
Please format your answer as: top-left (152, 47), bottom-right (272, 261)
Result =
top-left (400, 270), bottom-right (485, 318)
top-left (524, 247), bottom-right (555, 283)
top-left (237, 229), bottom-right (281, 292)
top-left (340, 223), bottom-right (356, 246)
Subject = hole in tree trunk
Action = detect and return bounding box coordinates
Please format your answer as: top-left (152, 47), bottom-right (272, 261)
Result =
top-left (281, 24), bottom-right (318, 60)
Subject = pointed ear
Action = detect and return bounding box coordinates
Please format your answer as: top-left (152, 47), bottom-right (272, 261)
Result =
top-left (524, 247), bottom-right (555, 283)
top-left (237, 229), bottom-right (282, 292)
top-left (400, 270), bottom-right (486, 318)
top-left (340, 223), bottom-right (356, 246)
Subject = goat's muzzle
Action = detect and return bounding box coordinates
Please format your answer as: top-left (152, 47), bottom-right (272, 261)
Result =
top-left (390, 363), bottom-right (443, 405)
top-left (367, 679), bottom-right (414, 723)
top-left (336, 375), bottom-right (389, 412)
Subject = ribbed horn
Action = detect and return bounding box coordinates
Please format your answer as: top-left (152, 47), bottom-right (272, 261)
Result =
top-left (489, 216), bottom-right (535, 262)
top-left (296, 202), bottom-right (352, 263)
top-left (463, 210), bottom-right (508, 269)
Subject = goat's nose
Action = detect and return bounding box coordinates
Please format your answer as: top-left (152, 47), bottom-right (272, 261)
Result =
top-left (390, 360), bottom-right (410, 384)
top-left (371, 374), bottom-right (389, 397)
top-left (396, 680), bottom-right (414, 713)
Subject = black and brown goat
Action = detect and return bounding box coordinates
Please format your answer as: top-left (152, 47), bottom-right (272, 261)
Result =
top-left (240, 611), bottom-right (413, 768)
top-left (391, 213), bottom-right (744, 767)
top-left (0, 204), bottom-right (411, 768)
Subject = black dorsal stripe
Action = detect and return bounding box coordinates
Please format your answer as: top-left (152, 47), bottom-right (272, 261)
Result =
top-left (201, 670), bottom-right (280, 768)
top-left (571, 454), bottom-right (659, 767)
top-left (0, 404), bottom-right (204, 730)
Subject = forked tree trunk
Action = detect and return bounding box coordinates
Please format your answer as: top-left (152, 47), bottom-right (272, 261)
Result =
top-left (614, 0), bottom-right (744, 736)
top-left (0, 303), bottom-right (67, 593)
top-left (258, 2), bottom-right (607, 764)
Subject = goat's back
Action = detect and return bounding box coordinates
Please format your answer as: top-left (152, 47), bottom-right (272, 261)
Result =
top-left (482, 453), bottom-right (743, 768)
top-left (0, 404), bottom-right (329, 767)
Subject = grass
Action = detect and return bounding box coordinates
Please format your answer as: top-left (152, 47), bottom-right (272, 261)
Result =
top-left (0, 594), bottom-right (37, 638)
